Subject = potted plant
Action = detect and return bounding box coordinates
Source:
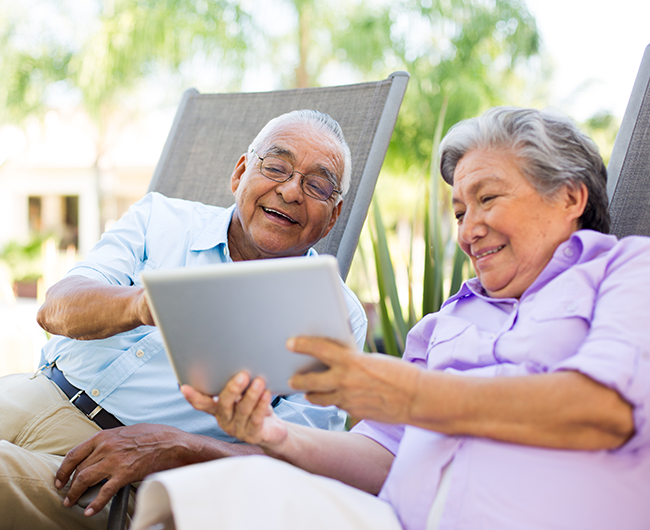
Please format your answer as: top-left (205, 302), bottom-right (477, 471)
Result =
top-left (0, 236), bottom-right (47, 299)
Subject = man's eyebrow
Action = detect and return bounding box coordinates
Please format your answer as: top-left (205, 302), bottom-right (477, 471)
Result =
top-left (264, 145), bottom-right (295, 161)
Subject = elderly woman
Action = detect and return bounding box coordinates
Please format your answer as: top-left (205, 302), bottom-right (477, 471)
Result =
top-left (131, 107), bottom-right (650, 530)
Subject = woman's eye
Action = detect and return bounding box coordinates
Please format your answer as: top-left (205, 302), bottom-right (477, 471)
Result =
top-left (481, 195), bottom-right (496, 204)
top-left (454, 211), bottom-right (465, 223)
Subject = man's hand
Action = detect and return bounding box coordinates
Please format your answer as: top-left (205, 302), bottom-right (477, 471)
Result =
top-left (182, 374), bottom-right (288, 448)
top-left (55, 423), bottom-right (263, 517)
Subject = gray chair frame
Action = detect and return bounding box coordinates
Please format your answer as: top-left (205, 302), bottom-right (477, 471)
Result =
top-left (104, 73), bottom-right (409, 530)
top-left (608, 44), bottom-right (650, 237)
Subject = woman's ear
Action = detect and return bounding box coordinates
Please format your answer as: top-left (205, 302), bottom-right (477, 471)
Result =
top-left (563, 182), bottom-right (589, 223)
top-left (230, 154), bottom-right (248, 194)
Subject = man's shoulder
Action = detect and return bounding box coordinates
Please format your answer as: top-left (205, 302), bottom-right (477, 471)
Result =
top-left (146, 192), bottom-right (230, 215)
top-left (136, 192), bottom-right (234, 230)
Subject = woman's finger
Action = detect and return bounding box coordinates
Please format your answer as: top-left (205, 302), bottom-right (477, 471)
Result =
top-left (286, 336), bottom-right (354, 365)
top-left (181, 385), bottom-right (218, 415)
top-left (231, 377), bottom-right (267, 437)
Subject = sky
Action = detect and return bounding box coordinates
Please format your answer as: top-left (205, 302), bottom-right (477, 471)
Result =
top-left (524, 0), bottom-right (650, 121)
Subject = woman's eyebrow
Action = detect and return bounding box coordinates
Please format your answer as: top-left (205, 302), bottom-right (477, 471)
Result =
top-left (452, 175), bottom-right (505, 204)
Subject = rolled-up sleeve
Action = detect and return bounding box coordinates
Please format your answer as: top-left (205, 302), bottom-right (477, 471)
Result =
top-left (553, 237), bottom-right (650, 451)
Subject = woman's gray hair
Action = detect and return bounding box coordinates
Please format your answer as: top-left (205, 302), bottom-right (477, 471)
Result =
top-left (249, 110), bottom-right (352, 203)
top-left (439, 106), bottom-right (610, 233)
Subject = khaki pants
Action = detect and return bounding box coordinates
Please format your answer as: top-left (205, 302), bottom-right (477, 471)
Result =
top-left (0, 372), bottom-right (111, 530)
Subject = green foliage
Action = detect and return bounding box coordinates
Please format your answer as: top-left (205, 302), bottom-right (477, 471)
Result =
top-left (367, 156), bottom-right (472, 356)
top-left (0, 235), bottom-right (49, 282)
top-left (332, 0), bottom-right (541, 174)
top-left (0, 0), bottom-right (253, 126)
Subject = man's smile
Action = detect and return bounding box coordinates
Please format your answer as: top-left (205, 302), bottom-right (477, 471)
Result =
top-left (262, 206), bottom-right (299, 224)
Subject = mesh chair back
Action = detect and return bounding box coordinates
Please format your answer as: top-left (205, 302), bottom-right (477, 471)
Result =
top-left (608, 45), bottom-right (650, 237)
top-left (148, 73), bottom-right (409, 279)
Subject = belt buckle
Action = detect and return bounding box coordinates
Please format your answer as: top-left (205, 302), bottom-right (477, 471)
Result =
top-left (69, 390), bottom-right (104, 421)
top-left (69, 390), bottom-right (83, 405)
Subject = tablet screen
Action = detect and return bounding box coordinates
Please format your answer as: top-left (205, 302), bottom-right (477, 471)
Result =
top-left (141, 255), bottom-right (355, 395)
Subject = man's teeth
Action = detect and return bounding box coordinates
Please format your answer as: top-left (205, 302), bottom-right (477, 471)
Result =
top-left (476, 246), bottom-right (504, 258)
top-left (263, 207), bottom-right (296, 223)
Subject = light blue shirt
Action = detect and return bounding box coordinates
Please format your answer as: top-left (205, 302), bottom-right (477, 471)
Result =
top-left (42, 192), bottom-right (368, 442)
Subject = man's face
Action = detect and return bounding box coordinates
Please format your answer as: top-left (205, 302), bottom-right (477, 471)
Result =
top-left (228, 122), bottom-right (344, 261)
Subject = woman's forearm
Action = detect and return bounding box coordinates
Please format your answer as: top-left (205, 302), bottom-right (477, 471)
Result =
top-left (408, 369), bottom-right (635, 450)
top-left (288, 338), bottom-right (635, 451)
top-left (262, 427), bottom-right (394, 495)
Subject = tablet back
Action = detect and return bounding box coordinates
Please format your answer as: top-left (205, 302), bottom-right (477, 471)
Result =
top-left (141, 255), bottom-right (354, 395)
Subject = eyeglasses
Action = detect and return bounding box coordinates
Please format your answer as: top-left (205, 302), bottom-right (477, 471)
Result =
top-left (252, 149), bottom-right (341, 202)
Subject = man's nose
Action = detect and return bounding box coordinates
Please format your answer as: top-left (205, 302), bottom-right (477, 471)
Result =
top-left (275, 173), bottom-right (305, 203)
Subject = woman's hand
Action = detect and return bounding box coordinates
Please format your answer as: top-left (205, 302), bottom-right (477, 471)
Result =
top-left (287, 337), bottom-right (421, 425)
top-left (182, 373), bottom-right (288, 448)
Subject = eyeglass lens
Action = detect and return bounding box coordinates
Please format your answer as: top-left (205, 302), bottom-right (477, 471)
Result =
top-left (260, 157), bottom-right (336, 201)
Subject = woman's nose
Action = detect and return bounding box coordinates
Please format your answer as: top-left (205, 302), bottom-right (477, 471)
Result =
top-left (458, 209), bottom-right (487, 244)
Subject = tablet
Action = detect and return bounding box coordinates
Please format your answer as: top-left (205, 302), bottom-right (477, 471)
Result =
top-left (140, 255), bottom-right (355, 396)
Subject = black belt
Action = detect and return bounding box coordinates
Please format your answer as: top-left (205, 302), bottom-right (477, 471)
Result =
top-left (42, 364), bottom-right (124, 430)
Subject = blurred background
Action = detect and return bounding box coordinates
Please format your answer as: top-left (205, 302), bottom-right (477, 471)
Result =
top-left (1, 0), bottom-right (648, 373)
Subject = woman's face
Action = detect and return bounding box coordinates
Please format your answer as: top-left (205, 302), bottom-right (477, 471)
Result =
top-left (452, 149), bottom-right (582, 299)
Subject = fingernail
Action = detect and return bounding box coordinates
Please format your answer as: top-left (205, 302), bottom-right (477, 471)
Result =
top-left (63, 497), bottom-right (70, 507)
top-left (85, 507), bottom-right (95, 517)
top-left (286, 338), bottom-right (296, 349)
top-left (235, 373), bottom-right (247, 384)
top-left (55, 479), bottom-right (62, 489)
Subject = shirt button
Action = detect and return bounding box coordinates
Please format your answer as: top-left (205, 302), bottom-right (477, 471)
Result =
top-left (566, 302), bottom-right (578, 313)
top-left (136, 349), bottom-right (145, 358)
top-left (91, 389), bottom-right (100, 397)
top-left (563, 247), bottom-right (574, 258)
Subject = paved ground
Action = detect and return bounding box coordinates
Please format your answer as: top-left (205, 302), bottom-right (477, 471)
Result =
top-left (0, 298), bottom-right (48, 376)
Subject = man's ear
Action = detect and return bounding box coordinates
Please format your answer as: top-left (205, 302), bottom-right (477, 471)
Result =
top-left (230, 154), bottom-right (248, 194)
top-left (563, 182), bottom-right (589, 223)
top-left (322, 200), bottom-right (343, 238)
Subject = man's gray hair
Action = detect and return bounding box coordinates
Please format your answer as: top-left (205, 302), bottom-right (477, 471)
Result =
top-left (248, 110), bottom-right (352, 203)
top-left (439, 106), bottom-right (610, 233)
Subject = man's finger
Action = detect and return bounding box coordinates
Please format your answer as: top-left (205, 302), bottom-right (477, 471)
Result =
top-left (84, 478), bottom-right (126, 517)
top-left (55, 439), bottom-right (96, 489)
top-left (63, 463), bottom-right (107, 508)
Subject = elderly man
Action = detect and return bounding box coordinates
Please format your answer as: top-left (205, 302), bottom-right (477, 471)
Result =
top-left (0, 109), bottom-right (367, 529)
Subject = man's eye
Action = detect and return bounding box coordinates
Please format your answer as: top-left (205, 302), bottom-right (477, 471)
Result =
top-left (305, 177), bottom-right (332, 196)
top-left (481, 195), bottom-right (496, 204)
top-left (265, 164), bottom-right (288, 176)
top-left (454, 211), bottom-right (465, 223)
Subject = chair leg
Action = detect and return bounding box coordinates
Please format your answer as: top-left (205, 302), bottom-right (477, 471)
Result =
top-left (107, 484), bottom-right (131, 530)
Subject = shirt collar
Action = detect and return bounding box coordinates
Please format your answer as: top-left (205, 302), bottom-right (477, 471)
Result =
top-left (190, 204), bottom-right (236, 256)
top-left (443, 229), bottom-right (618, 307)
